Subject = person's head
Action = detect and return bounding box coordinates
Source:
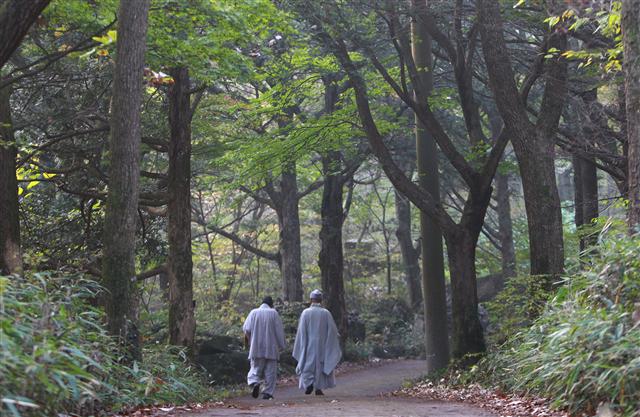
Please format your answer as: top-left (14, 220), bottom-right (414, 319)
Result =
top-left (262, 295), bottom-right (274, 308)
top-left (309, 289), bottom-right (323, 303)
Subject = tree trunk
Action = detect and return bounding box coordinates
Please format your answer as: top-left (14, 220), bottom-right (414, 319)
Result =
top-left (394, 190), bottom-right (423, 310)
top-left (623, 0), bottom-right (640, 230)
top-left (573, 155), bottom-right (585, 252)
top-left (444, 228), bottom-right (486, 362)
top-left (517, 138), bottom-right (565, 276)
top-left (581, 157), bottom-right (599, 244)
top-left (495, 172), bottom-right (516, 277)
top-left (478, 0), bottom-right (566, 278)
top-left (488, 108), bottom-right (516, 277)
top-left (278, 163), bottom-right (303, 301)
top-left (0, 85), bottom-right (22, 275)
top-left (0, 0), bottom-right (50, 69)
top-left (102, 0), bottom-right (150, 361)
top-left (318, 80), bottom-right (348, 341)
top-left (412, 0), bottom-right (450, 372)
top-left (319, 151), bottom-right (348, 343)
top-left (167, 66), bottom-right (195, 352)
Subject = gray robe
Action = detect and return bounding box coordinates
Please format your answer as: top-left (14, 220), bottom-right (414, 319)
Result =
top-left (242, 304), bottom-right (286, 360)
top-left (292, 304), bottom-right (342, 390)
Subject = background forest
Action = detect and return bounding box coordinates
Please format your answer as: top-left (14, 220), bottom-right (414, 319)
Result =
top-left (1, 0), bottom-right (640, 416)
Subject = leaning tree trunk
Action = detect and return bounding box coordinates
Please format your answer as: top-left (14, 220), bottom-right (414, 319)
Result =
top-left (412, 0), bottom-right (449, 372)
top-left (319, 151), bottom-right (348, 344)
top-left (623, 0), bottom-right (640, 231)
top-left (167, 66), bottom-right (196, 352)
top-left (102, 0), bottom-right (150, 361)
top-left (0, 0), bottom-right (51, 69)
top-left (394, 190), bottom-right (423, 310)
top-left (278, 163), bottom-right (303, 302)
top-left (0, 85), bottom-right (22, 275)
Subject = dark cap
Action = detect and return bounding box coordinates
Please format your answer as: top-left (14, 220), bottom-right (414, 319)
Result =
top-left (262, 296), bottom-right (274, 307)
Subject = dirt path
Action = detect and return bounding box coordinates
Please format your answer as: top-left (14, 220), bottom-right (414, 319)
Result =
top-left (196, 360), bottom-right (496, 417)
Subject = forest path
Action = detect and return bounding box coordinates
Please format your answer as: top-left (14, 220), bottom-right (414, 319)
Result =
top-left (195, 360), bottom-right (496, 417)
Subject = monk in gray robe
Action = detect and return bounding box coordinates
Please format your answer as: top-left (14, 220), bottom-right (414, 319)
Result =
top-left (292, 289), bottom-right (342, 396)
top-left (242, 296), bottom-right (286, 400)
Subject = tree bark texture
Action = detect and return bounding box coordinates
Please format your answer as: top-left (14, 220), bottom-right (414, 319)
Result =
top-left (0, 85), bottom-right (22, 275)
top-left (478, 0), bottom-right (566, 277)
top-left (102, 0), bottom-right (150, 361)
top-left (412, 0), bottom-right (450, 372)
top-left (623, 0), bottom-right (640, 230)
top-left (394, 190), bottom-right (423, 310)
top-left (167, 66), bottom-right (196, 352)
top-left (0, 0), bottom-right (50, 69)
top-left (278, 163), bottom-right (304, 301)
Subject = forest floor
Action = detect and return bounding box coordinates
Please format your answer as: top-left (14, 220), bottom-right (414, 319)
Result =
top-left (180, 360), bottom-right (497, 417)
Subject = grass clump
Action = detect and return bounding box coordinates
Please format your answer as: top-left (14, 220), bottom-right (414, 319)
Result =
top-left (1, 272), bottom-right (214, 416)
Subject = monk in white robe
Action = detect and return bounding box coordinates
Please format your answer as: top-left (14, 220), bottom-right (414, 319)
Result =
top-left (292, 289), bottom-right (342, 395)
top-left (242, 296), bottom-right (286, 400)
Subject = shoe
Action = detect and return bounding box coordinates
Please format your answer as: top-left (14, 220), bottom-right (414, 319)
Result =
top-left (251, 383), bottom-right (260, 398)
top-left (262, 393), bottom-right (273, 400)
top-left (315, 389), bottom-right (324, 396)
top-left (305, 384), bottom-right (314, 395)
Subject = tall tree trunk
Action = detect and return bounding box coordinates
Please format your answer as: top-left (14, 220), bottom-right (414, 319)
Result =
top-left (444, 226), bottom-right (485, 361)
top-left (319, 152), bottom-right (348, 343)
top-left (0, 0), bottom-right (50, 69)
top-left (0, 85), bottom-right (22, 275)
top-left (278, 163), bottom-right (303, 301)
top-left (578, 89), bottom-right (600, 247)
top-left (412, 0), bottom-right (450, 372)
top-left (102, 0), bottom-right (150, 361)
top-left (496, 172), bottom-right (516, 277)
top-left (167, 66), bottom-right (195, 352)
top-left (478, 0), bottom-right (566, 278)
top-left (623, 0), bottom-right (640, 230)
top-left (394, 190), bottom-right (422, 310)
top-left (318, 80), bottom-right (348, 341)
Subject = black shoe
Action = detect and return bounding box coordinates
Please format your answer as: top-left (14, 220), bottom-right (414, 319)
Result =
top-left (262, 393), bottom-right (273, 400)
top-left (315, 389), bottom-right (324, 396)
top-left (305, 384), bottom-right (314, 395)
top-left (251, 383), bottom-right (260, 398)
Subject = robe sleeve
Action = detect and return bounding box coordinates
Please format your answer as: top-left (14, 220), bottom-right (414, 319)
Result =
top-left (242, 310), bottom-right (254, 335)
top-left (292, 310), bottom-right (307, 374)
top-left (322, 310), bottom-right (342, 375)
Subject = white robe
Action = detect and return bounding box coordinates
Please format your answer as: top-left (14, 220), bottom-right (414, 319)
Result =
top-left (242, 304), bottom-right (286, 360)
top-left (292, 303), bottom-right (342, 390)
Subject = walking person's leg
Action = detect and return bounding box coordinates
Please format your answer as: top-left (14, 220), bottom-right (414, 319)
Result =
top-left (247, 358), bottom-right (266, 398)
top-left (261, 359), bottom-right (278, 399)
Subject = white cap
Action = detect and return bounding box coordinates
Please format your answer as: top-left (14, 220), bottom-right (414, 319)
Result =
top-left (310, 289), bottom-right (323, 300)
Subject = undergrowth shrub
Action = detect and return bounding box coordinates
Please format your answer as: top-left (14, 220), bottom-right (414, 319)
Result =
top-left (480, 226), bottom-right (640, 416)
top-left (485, 274), bottom-right (556, 345)
top-left (1, 272), bottom-right (213, 417)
